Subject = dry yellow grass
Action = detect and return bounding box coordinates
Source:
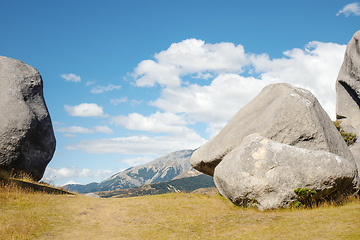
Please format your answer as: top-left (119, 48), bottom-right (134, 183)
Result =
top-left (1, 182), bottom-right (360, 240)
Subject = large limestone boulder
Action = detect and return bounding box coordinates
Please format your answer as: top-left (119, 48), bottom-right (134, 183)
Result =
top-left (214, 134), bottom-right (359, 210)
top-left (0, 56), bottom-right (56, 181)
top-left (336, 30), bottom-right (360, 135)
top-left (191, 83), bottom-right (354, 176)
top-left (349, 142), bottom-right (360, 179)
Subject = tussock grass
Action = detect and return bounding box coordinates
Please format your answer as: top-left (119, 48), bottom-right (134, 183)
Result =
top-left (0, 170), bottom-right (75, 239)
top-left (1, 180), bottom-right (360, 240)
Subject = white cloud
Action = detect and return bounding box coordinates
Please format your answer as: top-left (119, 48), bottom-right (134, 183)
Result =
top-left (61, 73), bottom-right (81, 82)
top-left (133, 39), bottom-right (249, 88)
top-left (42, 167), bottom-right (114, 185)
top-left (111, 111), bottom-right (190, 135)
top-left (65, 135), bottom-right (207, 156)
top-left (110, 98), bottom-right (142, 106)
top-left (93, 125), bottom-right (114, 134)
top-left (91, 84), bottom-right (122, 94)
top-left (65, 39), bottom-right (347, 158)
top-left (250, 41), bottom-right (346, 119)
top-left (86, 80), bottom-right (96, 86)
top-left (56, 125), bottom-right (113, 134)
top-left (151, 74), bottom-right (266, 136)
top-left (110, 97), bottom-right (128, 106)
top-left (56, 126), bottom-right (94, 134)
top-left (134, 60), bottom-right (181, 88)
top-left (337, 3), bottom-right (360, 16)
top-left (130, 99), bottom-right (142, 106)
top-left (120, 156), bottom-right (157, 166)
top-left (144, 40), bottom-right (345, 136)
top-left (63, 133), bottom-right (76, 138)
top-left (64, 103), bottom-right (109, 118)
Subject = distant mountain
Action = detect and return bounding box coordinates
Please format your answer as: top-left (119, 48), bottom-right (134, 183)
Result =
top-left (96, 174), bottom-right (216, 198)
top-left (63, 149), bottom-right (198, 193)
top-left (63, 182), bottom-right (99, 194)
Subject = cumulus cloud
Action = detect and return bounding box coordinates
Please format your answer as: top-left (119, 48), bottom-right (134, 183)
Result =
top-left (66, 39), bottom-right (346, 157)
top-left (64, 103), bottom-right (109, 118)
top-left (130, 99), bottom-right (143, 106)
top-left (56, 125), bottom-right (113, 135)
top-left (42, 167), bottom-right (114, 185)
top-left (65, 135), bottom-right (207, 156)
top-left (143, 40), bottom-right (345, 136)
top-left (110, 97), bottom-right (128, 106)
top-left (61, 73), bottom-right (81, 82)
top-left (337, 2), bottom-right (360, 17)
top-left (63, 133), bottom-right (76, 138)
top-left (250, 41), bottom-right (346, 118)
top-left (86, 80), bottom-right (96, 86)
top-left (120, 156), bottom-right (157, 166)
top-left (110, 98), bottom-right (142, 106)
top-left (56, 126), bottom-right (94, 134)
top-left (151, 74), bottom-right (266, 136)
top-left (133, 39), bottom-right (249, 88)
top-left (91, 84), bottom-right (122, 94)
top-left (93, 125), bottom-right (114, 134)
top-left (111, 111), bottom-right (192, 136)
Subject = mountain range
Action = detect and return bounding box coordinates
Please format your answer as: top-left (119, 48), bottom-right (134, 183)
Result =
top-left (64, 149), bottom-right (203, 193)
top-left (96, 174), bottom-right (216, 198)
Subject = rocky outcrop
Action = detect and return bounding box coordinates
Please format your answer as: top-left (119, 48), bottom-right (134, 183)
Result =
top-left (336, 30), bottom-right (360, 135)
top-left (0, 56), bottom-right (56, 181)
top-left (191, 83), bottom-right (354, 176)
top-left (214, 134), bottom-right (359, 210)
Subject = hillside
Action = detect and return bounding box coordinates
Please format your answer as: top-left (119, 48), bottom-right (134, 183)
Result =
top-left (64, 149), bottom-right (197, 193)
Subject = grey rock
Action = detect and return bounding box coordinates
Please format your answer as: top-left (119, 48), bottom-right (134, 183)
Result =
top-left (0, 56), bottom-right (56, 181)
top-left (350, 142), bottom-right (360, 178)
top-left (191, 83), bottom-right (354, 176)
top-left (336, 30), bottom-right (360, 135)
top-left (214, 134), bottom-right (359, 210)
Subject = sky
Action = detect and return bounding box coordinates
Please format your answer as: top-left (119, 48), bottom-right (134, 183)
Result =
top-left (1, 1), bottom-right (359, 186)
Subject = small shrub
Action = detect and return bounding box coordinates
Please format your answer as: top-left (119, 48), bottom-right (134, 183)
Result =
top-left (294, 187), bottom-right (317, 208)
top-left (333, 120), bottom-right (357, 146)
top-left (341, 132), bottom-right (357, 146)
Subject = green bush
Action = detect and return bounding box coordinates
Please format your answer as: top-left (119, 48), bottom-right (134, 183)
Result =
top-left (294, 188), bottom-right (317, 208)
top-left (333, 120), bottom-right (357, 146)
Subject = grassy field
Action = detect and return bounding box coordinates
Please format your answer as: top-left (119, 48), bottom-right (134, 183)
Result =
top-left (1, 181), bottom-right (360, 240)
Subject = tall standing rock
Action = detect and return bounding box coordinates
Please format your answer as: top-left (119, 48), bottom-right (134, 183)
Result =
top-left (0, 56), bottom-right (56, 181)
top-left (191, 83), bottom-right (354, 176)
top-left (336, 30), bottom-right (360, 135)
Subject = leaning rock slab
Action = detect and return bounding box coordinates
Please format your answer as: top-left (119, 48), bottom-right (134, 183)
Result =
top-left (0, 56), bottom-right (56, 181)
top-left (214, 134), bottom-right (359, 210)
top-left (336, 30), bottom-right (360, 135)
top-left (191, 83), bottom-right (354, 176)
top-left (349, 142), bottom-right (360, 178)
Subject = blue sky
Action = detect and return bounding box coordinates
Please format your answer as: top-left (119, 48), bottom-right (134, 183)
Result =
top-left (1, 1), bottom-right (359, 186)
